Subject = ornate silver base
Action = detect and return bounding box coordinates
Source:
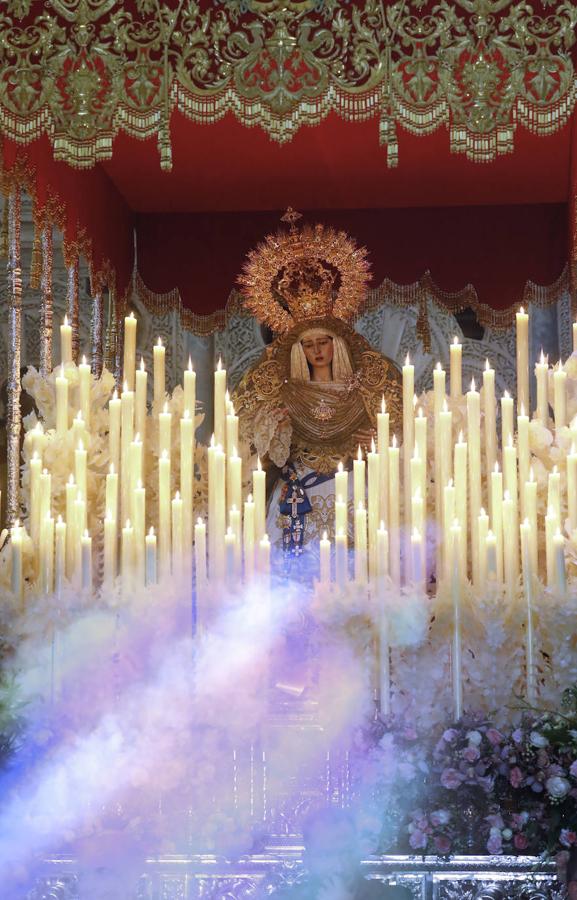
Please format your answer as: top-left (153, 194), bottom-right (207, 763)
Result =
top-left (28, 853), bottom-right (563, 900)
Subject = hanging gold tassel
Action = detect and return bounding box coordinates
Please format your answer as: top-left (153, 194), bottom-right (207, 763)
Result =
top-left (29, 221), bottom-right (42, 290)
top-left (416, 293), bottom-right (431, 353)
top-left (0, 197), bottom-right (9, 259)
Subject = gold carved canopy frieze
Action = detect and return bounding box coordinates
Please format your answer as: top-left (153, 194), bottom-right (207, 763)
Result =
top-left (2, 0), bottom-right (576, 170)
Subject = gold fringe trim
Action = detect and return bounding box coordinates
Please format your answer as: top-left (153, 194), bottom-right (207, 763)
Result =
top-left (29, 219), bottom-right (42, 289)
top-left (133, 266), bottom-right (571, 340)
top-left (0, 199), bottom-right (8, 259)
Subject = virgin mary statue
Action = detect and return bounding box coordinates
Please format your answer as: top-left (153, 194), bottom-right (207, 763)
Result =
top-left (233, 214), bottom-right (402, 557)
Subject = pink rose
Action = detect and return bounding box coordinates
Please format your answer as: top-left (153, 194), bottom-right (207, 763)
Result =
top-left (560, 829), bottom-right (577, 848)
top-left (463, 745), bottom-right (480, 763)
top-left (487, 833), bottom-right (503, 855)
top-left (487, 728), bottom-right (504, 746)
top-left (509, 766), bottom-right (524, 788)
top-left (441, 767), bottom-right (464, 789)
top-left (513, 833), bottom-right (528, 850)
top-left (435, 835), bottom-right (451, 854)
top-left (409, 829), bottom-right (428, 850)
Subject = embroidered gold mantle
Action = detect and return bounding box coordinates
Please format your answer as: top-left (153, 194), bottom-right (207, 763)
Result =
top-left (233, 317), bottom-right (402, 474)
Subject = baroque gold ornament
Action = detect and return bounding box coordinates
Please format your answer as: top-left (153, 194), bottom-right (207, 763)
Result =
top-left (0, 0), bottom-right (576, 169)
top-left (238, 217), bottom-right (371, 333)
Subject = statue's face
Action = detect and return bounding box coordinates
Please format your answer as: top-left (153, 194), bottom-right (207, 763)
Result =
top-left (301, 334), bottom-right (334, 370)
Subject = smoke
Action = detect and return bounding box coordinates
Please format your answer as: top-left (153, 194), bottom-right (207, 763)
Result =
top-left (0, 562), bottom-right (376, 898)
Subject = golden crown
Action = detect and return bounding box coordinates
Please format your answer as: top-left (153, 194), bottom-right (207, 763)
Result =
top-left (238, 213), bottom-right (371, 333)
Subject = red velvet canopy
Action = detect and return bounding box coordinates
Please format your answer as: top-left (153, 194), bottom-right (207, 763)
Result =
top-left (1, 108), bottom-right (575, 315)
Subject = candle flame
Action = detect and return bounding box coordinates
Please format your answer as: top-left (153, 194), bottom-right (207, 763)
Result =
top-left (435, 361), bottom-right (442, 371)
top-left (553, 464), bottom-right (558, 474)
top-left (35, 422), bottom-right (43, 432)
top-left (357, 444), bottom-right (362, 461)
top-left (75, 410), bottom-right (83, 422)
top-left (507, 433), bottom-right (513, 448)
top-left (196, 517), bottom-right (203, 526)
top-left (571, 443), bottom-right (576, 455)
top-left (123, 380), bottom-right (129, 394)
top-left (413, 394), bottom-right (418, 408)
top-left (413, 486), bottom-right (421, 501)
top-left (77, 438), bottom-right (84, 452)
top-left (163, 400), bottom-right (169, 414)
top-left (529, 466), bottom-right (535, 482)
top-left (392, 434), bottom-right (397, 448)
top-left (412, 526), bottom-right (420, 540)
top-left (125, 519), bottom-right (132, 529)
top-left (231, 504), bottom-right (237, 513)
top-left (412, 447), bottom-right (420, 462)
top-left (137, 479), bottom-right (143, 490)
top-left (149, 526), bottom-right (155, 536)
top-left (381, 395), bottom-right (386, 413)
top-left (494, 461), bottom-right (500, 473)
top-left (503, 389), bottom-right (510, 399)
top-left (458, 429), bottom-right (464, 443)
top-left (63, 314), bottom-right (68, 327)
top-left (380, 520), bottom-right (385, 531)
top-left (156, 336), bottom-right (163, 347)
top-left (175, 490), bottom-right (181, 501)
top-left (357, 500), bottom-right (364, 511)
top-left (470, 377), bottom-right (476, 392)
top-left (42, 468), bottom-right (48, 476)
top-left (452, 335), bottom-right (460, 346)
top-left (134, 432), bottom-right (141, 443)
top-left (337, 461), bottom-right (343, 473)
top-left (32, 450), bottom-right (39, 461)
top-left (485, 358), bottom-right (491, 371)
top-left (183, 408), bottom-right (190, 420)
top-left (232, 445), bottom-right (238, 457)
top-left (109, 463), bottom-right (115, 475)
top-left (480, 507), bottom-right (486, 517)
top-left (161, 449), bottom-right (168, 460)
top-left (112, 389), bottom-right (118, 400)
top-left (448, 478), bottom-right (453, 488)
top-left (188, 356), bottom-right (193, 371)
top-left (57, 514), bottom-right (63, 524)
top-left (405, 353), bottom-right (411, 366)
top-left (442, 398), bottom-right (448, 413)
top-left (140, 357), bottom-right (145, 371)
top-left (83, 529), bottom-right (89, 539)
top-left (210, 434), bottom-right (215, 448)
top-left (106, 509), bottom-right (113, 522)
top-left (217, 357), bottom-right (223, 371)
top-left (68, 474), bottom-right (75, 485)
top-left (337, 527), bottom-right (344, 537)
top-left (518, 306), bottom-right (525, 316)
top-left (555, 527), bottom-right (562, 538)
top-left (81, 354), bottom-right (87, 365)
top-left (540, 349), bottom-right (546, 365)
top-left (227, 525), bottom-right (233, 536)
top-left (520, 402), bottom-right (525, 417)
top-left (322, 530), bottom-right (328, 541)
top-left (504, 489), bottom-right (511, 501)
top-left (257, 456), bottom-right (262, 471)
top-left (371, 437), bottom-right (376, 454)
top-left (247, 493), bottom-right (253, 503)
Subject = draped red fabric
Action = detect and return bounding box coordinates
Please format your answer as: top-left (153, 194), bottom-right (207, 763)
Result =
top-left (135, 204), bottom-right (568, 315)
top-left (1, 136), bottom-right (134, 297)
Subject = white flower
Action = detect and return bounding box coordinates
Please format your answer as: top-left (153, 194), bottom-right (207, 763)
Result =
top-left (546, 775), bottom-right (571, 799)
top-left (529, 731), bottom-right (549, 748)
top-left (502, 828), bottom-right (513, 840)
top-left (466, 730), bottom-right (482, 746)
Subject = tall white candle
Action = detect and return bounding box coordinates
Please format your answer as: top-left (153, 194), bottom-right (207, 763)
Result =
top-left (135, 357), bottom-right (148, 447)
top-left (55, 515), bottom-right (66, 595)
top-left (451, 519), bottom-right (463, 720)
top-left (120, 384), bottom-right (134, 526)
top-left (520, 518), bottom-right (536, 703)
top-left (227, 448), bottom-right (242, 526)
top-left (194, 517), bottom-right (207, 586)
top-left (243, 494), bottom-right (255, 582)
top-left (547, 464), bottom-right (561, 524)
top-left (74, 438), bottom-right (87, 504)
top-left (65, 475), bottom-right (76, 577)
top-left (411, 526), bottom-right (424, 593)
top-left (104, 511), bottom-right (116, 585)
top-left (60, 315), bottom-right (72, 366)
top-left (133, 479), bottom-right (145, 586)
top-left (214, 358), bottom-right (227, 448)
top-left (388, 435), bottom-right (400, 587)
top-left (41, 514), bottom-right (54, 595)
top-left (402, 355), bottom-right (414, 559)
top-left (335, 462), bottom-right (348, 536)
top-left (454, 432), bottom-right (468, 580)
top-left (545, 505), bottom-right (556, 587)
top-left (439, 399), bottom-right (453, 564)
top-left (477, 507), bottom-right (489, 591)
top-left (123, 311), bottom-right (137, 391)
top-left (320, 530), bottom-right (330, 586)
top-left (443, 479), bottom-right (456, 581)
top-left (354, 502), bottom-right (367, 584)
top-left (502, 490), bottom-right (517, 600)
top-left (524, 466), bottom-right (538, 577)
top-left (335, 527), bottom-right (348, 587)
top-left (153, 337), bottom-right (165, 410)
top-left (490, 462), bottom-right (503, 583)
top-left (450, 336), bottom-right (462, 399)
top-left (517, 404), bottom-right (530, 518)
top-left (554, 529), bottom-right (567, 595)
top-left (467, 378), bottom-right (481, 585)
top-left (122, 519), bottom-right (135, 592)
top-left (145, 526), bottom-right (157, 586)
top-left (516, 306), bottom-right (529, 416)
top-left (367, 439), bottom-right (379, 579)
top-left (483, 359), bottom-right (497, 501)
top-left (29, 451), bottom-right (42, 547)
top-left (226, 407), bottom-right (239, 460)
top-left (253, 457), bottom-right (266, 544)
top-left (172, 490), bottom-right (184, 577)
top-left (377, 396), bottom-right (389, 526)
top-left (535, 351), bottom-right (549, 426)
top-left (159, 400), bottom-right (172, 459)
top-left (568, 443), bottom-right (577, 534)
